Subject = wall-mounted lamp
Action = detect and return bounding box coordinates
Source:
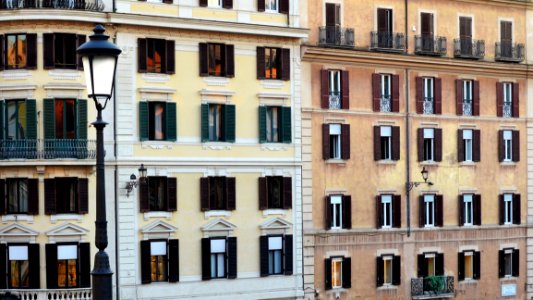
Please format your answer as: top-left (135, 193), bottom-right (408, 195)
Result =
top-left (406, 166), bottom-right (433, 192)
top-left (126, 164), bottom-right (148, 197)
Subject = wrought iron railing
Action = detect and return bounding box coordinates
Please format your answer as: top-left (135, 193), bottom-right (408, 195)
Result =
top-left (0, 0), bottom-right (103, 10)
top-left (329, 91), bottom-right (341, 109)
top-left (0, 139), bottom-right (96, 160)
top-left (462, 100), bottom-right (472, 116)
top-left (381, 95), bottom-right (391, 112)
top-left (5, 288), bottom-right (92, 300)
top-left (503, 102), bottom-right (512, 118)
top-left (318, 26), bottom-right (355, 48)
top-left (423, 98), bottom-right (434, 114)
top-left (414, 35), bottom-right (447, 56)
top-left (454, 38), bottom-right (485, 59)
top-left (411, 276), bottom-right (454, 298)
top-left (370, 32), bottom-right (405, 52)
top-left (495, 42), bottom-right (524, 62)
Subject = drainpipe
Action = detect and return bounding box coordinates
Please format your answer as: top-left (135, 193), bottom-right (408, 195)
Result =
top-left (405, 67), bottom-right (411, 237)
top-left (404, 0), bottom-right (408, 52)
top-left (112, 34), bottom-right (120, 300)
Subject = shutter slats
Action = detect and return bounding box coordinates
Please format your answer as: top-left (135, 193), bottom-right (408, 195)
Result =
top-left (284, 235), bottom-right (293, 275)
top-left (473, 251), bottom-right (481, 279)
top-left (512, 249), bottom-right (519, 277)
top-left (199, 43), bottom-right (208, 76)
top-left (165, 102), bottom-right (177, 141)
top-left (419, 196), bottom-right (424, 227)
top-left (392, 74), bottom-right (400, 112)
top-left (325, 196), bottom-right (331, 230)
top-left (140, 240), bottom-right (151, 284)
top-left (79, 243), bottom-right (91, 288)
top-left (26, 34), bottom-right (37, 69)
top-left (341, 70), bottom-right (349, 109)
top-left (259, 236), bottom-right (268, 276)
top-left (392, 126), bottom-right (400, 160)
top-left (458, 252), bottom-right (465, 281)
top-left (512, 83), bottom-right (519, 117)
top-left (498, 130), bottom-right (505, 162)
top-left (473, 130), bottom-right (481, 162)
top-left (44, 179), bottom-right (56, 215)
top-left (342, 195), bottom-right (351, 229)
top-left (138, 38), bottom-right (147, 73)
top-left (168, 239), bottom-right (180, 282)
top-left (201, 238), bottom-right (211, 280)
top-left (0, 101), bottom-right (4, 140)
top-left (473, 80), bottom-right (480, 116)
top-left (372, 73), bottom-right (381, 112)
top-left (281, 106), bottom-right (292, 143)
top-left (0, 179), bottom-right (4, 215)
top-left (28, 244), bottom-right (40, 289)
top-left (436, 253), bottom-right (444, 276)
top-left (256, 47), bottom-right (265, 80)
top-left (283, 177), bottom-right (292, 209)
top-left (43, 34), bottom-right (54, 69)
top-left (499, 195), bottom-right (504, 225)
top-left (373, 126), bottom-right (381, 161)
top-left (474, 194), bottom-right (482, 226)
top-left (0, 35), bottom-right (4, 71)
top-left (392, 256), bottom-right (401, 285)
top-left (200, 177), bottom-right (210, 211)
top-left (321, 70), bottom-right (329, 109)
top-left (456, 79), bottom-right (463, 115)
top-left (512, 130), bottom-right (520, 162)
top-left (342, 257), bottom-right (351, 288)
top-left (457, 129), bottom-right (464, 162)
top-left (415, 77), bottom-right (424, 114)
top-left (25, 99), bottom-right (37, 140)
top-left (258, 177), bottom-right (267, 210)
top-left (376, 196), bottom-right (383, 229)
top-left (279, 0), bottom-right (288, 14)
top-left (458, 195), bottom-right (464, 226)
top-left (341, 124), bottom-right (350, 160)
top-left (201, 103), bottom-right (209, 142)
top-left (76, 99), bottom-right (88, 141)
top-left (226, 177), bottom-right (236, 210)
top-left (227, 237), bottom-right (237, 279)
top-left (376, 257), bottom-right (384, 287)
top-left (45, 244), bottom-right (58, 288)
top-left (225, 44), bottom-right (235, 77)
top-left (27, 179), bottom-right (39, 215)
top-left (139, 178), bottom-right (149, 212)
top-left (257, 0), bottom-right (265, 12)
top-left (258, 106), bottom-right (267, 143)
top-left (434, 78), bottom-right (442, 114)
top-left (434, 128), bottom-right (442, 162)
top-left (78, 178), bottom-right (89, 214)
top-left (513, 194), bottom-right (521, 225)
top-left (0, 244), bottom-right (6, 288)
top-left (324, 258), bottom-right (332, 290)
top-left (139, 102), bottom-right (149, 141)
top-left (76, 35), bottom-right (86, 70)
top-left (498, 250), bottom-right (505, 278)
top-left (167, 177), bottom-right (177, 212)
top-left (392, 195), bottom-right (401, 228)
top-left (224, 104), bottom-right (236, 143)
top-left (322, 124), bottom-right (330, 160)
top-left (43, 99), bottom-right (55, 140)
top-left (417, 128), bottom-right (424, 161)
top-left (281, 48), bottom-right (290, 81)
top-left (496, 82), bottom-right (503, 117)
top-left (435, 195), bottom-right (443, 227)
top-left (417, 254), bottom-right (426, 278)
top-left (166, 40), bottom-right (175, 74)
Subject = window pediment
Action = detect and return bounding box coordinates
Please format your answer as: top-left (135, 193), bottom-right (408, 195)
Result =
top-left (201, 218), bottom-right (236, 237)
top-left (260, 217), bottom-right (292, 235)
top-left (46, 222), bottom-right (89, 243)
top-left (141, 220), bottom-right (177, 240)
top-left (0, 223), bottom-right (39, 243)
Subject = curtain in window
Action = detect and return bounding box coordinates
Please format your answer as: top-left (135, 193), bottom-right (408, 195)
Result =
top-left (154, 103), bottom-right (164, 140)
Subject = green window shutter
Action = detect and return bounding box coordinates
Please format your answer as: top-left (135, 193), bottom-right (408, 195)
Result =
top-left (281, 106), bottom-right (292, 143)
top-left (0, 101), bottom-right (4, 140)
top-left (25, 99), bottom-right (37, 140)
top-left (201, 104), bottom-right (209, 142)
top-left (43, 98), bottom-right (55, 139)
top-left (139, 101), bottom-right (149, 141)
top-left (258, 106), bottom-right (266, 143)
top-left (224, 104), bottom-right (236, 143)
top-left (76, 99), bottom-right (87, 140)
top-left (166, 102), bottom-right (177, 141)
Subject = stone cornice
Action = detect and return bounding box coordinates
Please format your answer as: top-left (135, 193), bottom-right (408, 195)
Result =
top-left (457, 0), bottom-right (532, 9)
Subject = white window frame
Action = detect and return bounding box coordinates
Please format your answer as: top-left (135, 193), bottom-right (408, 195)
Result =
top-left (424, 194), bottom-right (435, 227)
top-left (328, 70), bottom-right (341, 94)
top-left (380, 126), bottom-right (392, 160)
top-left (463, 80), bottom-right (472, 102)
top-left (463, 129), bottom-right (473, 162)
top-left (423, 128), bottom-right (434, 161)
top-left (329, 124), bottom-right (342, 160)
top-left (424, 77), bottom-right (434, 100)
top-left (330, 195), bottom-right (342, 229)
top-left (331, 257), bottom-right (343, 288)
top-left (463, 194), bottom-right (473, 226)
top-left (381, 194), bottom-right (392, 228)
top-left (504, 193), bottom-right (513, 225)
top-left (504, 249), bottom-right (513, 277)
top-left (381, 74), bottom-right (391, 99)
top-left (265, 0), bottom-right (279, 13)
top-left (503, 130), bottom-right (512, 162)
top-left (383, 255), bottom-right (393, 285)
top-left (267, 236), bottom-right (283, 275)
top-left (503, 82), bottom-right (512, 105)
top-left (210, 238), bottom-right (226, 278)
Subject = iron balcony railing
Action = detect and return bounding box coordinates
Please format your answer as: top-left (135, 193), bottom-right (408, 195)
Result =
top-left (370, 32), bottom-right (405, 52)
top-left (423, 98), bottom-right (434, 114)
top-left (318, 26), bottom-right (355, 48)
top-left (5, 288), bottom-right (92, 300)
top-left (328, 91), bottom-right (341, 109)
top-left (0, 0), bottom-right (103, 10)
top-left (503, 102), bottom-right (512, 118)
top-left (495, 42), bottom-right (524, 62)
top-left (414, 35), bottom-right (447, 56)
top-left (411, 276), bottom-right (454, 299)
top-left (0, 139), bottom-right (96, 160)
top-left (454, 38), bottom-right (485, 59)
top-left (462, 100), bottom-right (472, 116)
top-left (380, 95), bottom-right (391, 112)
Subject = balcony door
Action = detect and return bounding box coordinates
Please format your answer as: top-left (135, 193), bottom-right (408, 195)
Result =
top-left (377, 8), bottom-right (393, 48)
top-left (500, 21), bottom-right (512, 57)
top-left (325, 3), bottom-right (341, 44)
top-left (421, 12), bottom-right (434, 51)
top-left (459, 17), bottom-right (472, 55)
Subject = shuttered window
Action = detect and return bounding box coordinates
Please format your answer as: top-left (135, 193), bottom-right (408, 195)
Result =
top-left (45, 243), bottom-right (90, 289)
top-left (259, 234), bottom-right (293, 276)
top-left (325, 195), bottom-right (351, 230)
top-left (372, 73), bottom-right (399, 112)
top-left (200, 176), bottom-right (236, 211)
top-left (139, 176), bottom-right (177, 213)
top-left (201, 103), bottom-right (235, 143)
top-left (496, 82), bottom-right (519, 118)
top-left (499, 193), bottom-right (520, 225)
top-left (140, 239), bottom-right (179, 284)
top-left (138, 101), bottom-right (177, 141)
top-left (458, 194), bottom-right (481, 226)
top-left (458, 251), bottom-right (480, 281)
top-left (499, 130), bottom-right (519, 162)
top-left (3, 34), bottom-right (37, 70)
top-left (323, 124), bottom-right (350, 160)
top-left (199, 43), bottom-right (234, 77)
top-left (43, 33), bottom-right (85, 70)
top-left (376, 194), bottom-right (401, 229)
top-left (258, 106), bottom-right (291, 143)
top-left (417, 253), bottom-right (444, 278)
top-left (457, 129), bottom-right (480, 163)
top-left (201, 237), bottom-right (237, 280)
top-left (417, 128), bottom-right (442, 162)
top-left (325, 256), bottom-right (351, 290)
top-left (416, 77), bottom-right (441, 114)
top-left (373, 126), bottom-right (400, 161)
top-left (456, 80), bottom-right (479, 116)
top-left (258, 176), bottom-right (292, 210)
top-left (419, 194), bottom-right (443, 228)
top-left (321, 69), bottom-right (349, 109)
top-left (44, 177), bottom-right (88, 215)
top-left (499, 248), bottom-right (519, 278)
top-left (376, 255), bottom-right (401, 287)
top-left (137, 38), bottom-right (175, 74)
top-left (0, 178), bottom-right (38, 215)
top-left (3, 244), bottom-right (40, 289)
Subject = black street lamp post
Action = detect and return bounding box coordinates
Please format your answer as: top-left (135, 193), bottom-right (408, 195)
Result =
top-left (77, 24), bottom-right (121, 300)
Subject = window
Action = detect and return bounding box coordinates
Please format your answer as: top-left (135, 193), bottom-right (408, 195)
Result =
top-left (209, 0), bottom-right (222, 7)
top-left (44, 177), bottom-right (88, 215)
top-left (419, 194), bottom-right (443, 228)
top-left (139, 176), bottom-right (177, 213)
top-left (264, 48), bottom-right (280, 79)
top-left (200, 176), bottom-right (236, 211)
top-left (374, 126), bottom-right (400, 161)
top-left (500, 21), bottom-right (513, 56)
top-left (458, 250), bottom-right (480, 281)
top-left (258, 176), bottom-right (292, 210)
top-left (463, 80), bottom-right (473, 115)
top-left (500, 193), bottom-right (520, 225)
top-left (266, 107), bottom-right (280, 142)
top-left (423, 128), bottom-right (433, 161)
top-left (503, 83), bottom-right (512, 117)
top-left (463, 194), bottom-right (473, 225)
top-left (376, 255), bottom-right (401, 287)
top-left (321, 69), bottom-right (349, 109)
top-left (0, 34), bottom-right (37, 70)
top-left (45, 243), bottom-right (90, 289)
top-left (258, 0), bottom-right (287, 13)
top-left (418, 128), bottom-right (442, 162)
top-left (2, 244), bottom-right (39, 289)
top-left (137, 38), bottom-right (175, 74)
top-left (499, 130), bottom-right (519, 162)
top-left (5, 99), bottom-right (26, 140)
top-left (456, 79), bottom-right (479, 116)
top-left (376, 194), bottom-right (401, 229)
top-left (417, 253), bottom-right (444, 278)
top-left (458, 129), bottom-right (480, 163)
top-left (43, 33), bottom-right (85, 70)
top-left (464, 130), bottom-right (472, 161)
top-left (459, 194), bottom-right (481, 226)
top-left (499, 248), bottom-right (519, 278)
top-left (322, 123), bottom-right (350, 160)
top-left (140, 239), bottom-right (179, 284)
top-left (459, 17), bottom-right (473, 56)
top-left (424, 195), bottom-right (434, 227)
top-left (421, 12), bottom-right (434, 39)
top-left (265, 0), bottom-right (278, 12)
top-left (325, 256), bottom-right (351, 290)
top-left (372, 73), bottom-right (399, 112)
top-left (139, 101), bottom-right (177, 142)
top-left (498, 82), bottom-right (518, 118)
top-left (504, 131), bottom-right (512, 161)
top-left (199, 43), bottom-right (234, 77)
top-left (259, 235), bottom-right (293, 276)
top-left (6, 178), bottom-right (35, 214)
top-left (259, 106), bottom-right (291, 144)
top-left (377, 9), bottom-right (393, 48)
top-left (201, 103), bottom-right (235, 143)
top-left (257, 47), bottom-right (290, 81)
top-left (201, 237), bottom-right (237, 280)
top-left (423, 78), bottom-right (434, 113)
top-left (326, 195), bottom-right (351, 230)
top-left (416, 77), bottom-right (441, 114)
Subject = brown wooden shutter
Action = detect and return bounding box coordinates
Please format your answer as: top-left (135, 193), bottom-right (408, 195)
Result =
top-left (342, 195), bottom-right (351, 229)
top-left (498, 250), bottom-right (505, 277)
top-left (473, 80), bottom-right (480, 116)
top-left (257, 0), bottom-right (265, 11)
top-left (259, 236), bottom-right (268, 276)
top-left (283, 177), bottom-right (292, 209)
top-left (498, 130), bottom-right (505, 162)
top-left (457, 129), bottom-right (464, 162)
top-left (284, 235), bottom-right (293, 275)
top-left (417, 128), bottom-right (424, 161)
top-left (325, 3), bottom-right (336, 26)
top-left (227, 237), bottom-right (237, 279)
top-left (168, 239), bottom-right (179, 282)
top-left (434, 78), bottom-right (442, 114)
top-left (473, 194), bottom-right (481, 226)
top-left (0, 244), bottom-right (5, 288)
top-left (78, 178), bottom-right (88, 214)
top-left (512, 130), bottom-right (520, 162)
top-left (456, 79), bottom-right (463, 115)
top-left (324, 258), bottom-right (332, 290)
top-left (376, 256), bottom-right (384, 287)
top-left (325, 196), bottom-right (331, 229)
top-left (416, 77), bottom-right (424, 114)
top-left (512, 249), bottom-right (519, 277)
top-left (28, 243), bottom-right (40, 289)
top-left (512, 83), bottom-right (519, 117)
top-left (140, 240), bottom-right (151, 284)
top-left (222, 0), bottom-right (232, 9)
top-left (375, 196), bottom-right (382, 228)
top-left (496, 82), bottom-right (503, 117)
top-left (226, 177), bottom-right (236, 210)
top-left (27, 179), bottom-right (39, 215)
top-left (166, 40), bottom-right (175, 74)
top-left (341, 70), bottom-right (349, 109)
top-left (417, 254), bottom-right (426, 278)
top-left (199, 43), bottom-right (208, 76)
top-left (43, 33), bottom-right (54, 69)
top-left (342, 257), bottom-right (351, 288)
top-left (321, 70), bottom-right (329, 109)
top-left (256, 47), bottom-right (265, 80)
top-left (45, 244), bottom-right (58, 288)
top-left (225, 44), bottom-right (235, 77)
top-left (392, 195), bottom-right (401, 228)
top-left (0, 35), bottom-right (4, 71)
top-left (435, 195), bottom-right (443, 227)
top-left (258, 177), bottom-right (267, 210)
top-left (392, 256), bottom-right (401, 285)
top-left (458, 252), bottom-right (465, 281)
top-left (458, 195), bottom-right (464, 226)
top-left (0, 180), bottom-right (4, 215)
top-left (26, 34), bottom-right (37, 69)
top-left (473, 251), bottom-right (480, 279)
top-left (79, 243), bottom-right (91, 288)
top-left (434, 128), bottom-right (442, 162)
top-left (139, 178), bottom-right (149, 212)
top-left (372, 73), bottom-right (381, 112)
top-left (138, 38), bottom-right (147, 73)
top-left (201, 238), bottom-right (211, 280)
top-left (76, 35), bottom-right (86, 70)
top-left (200, 177), bottom-right (210, 211)
top-left (322, 124), bottom-right (330, 159)
top-left (418, 196), bottom-right (425, 227)
top-left (373, 126), bottom-right (381, 161)
top-left (435, 253), bottom-right (444, 275)
top-left (199, 0), bottom-right (207, 7)
top-left (279, 0), bottom-right (288, 14)
top-left (392, 126), bottom-right (400, 161)
top-left (499, 195), bottom-right (504, 225)
top-left (341, 124), bottom-right (350, 160)
top-left (392, 74), bottom-right (400, 112)
top-left (513, 194), bottom-right (521, 225)
top-left (281, 48), bottom-right (290, 81)
top-left (473, 130), bottom-right (481, 162)
top-left (167, 177), bottom-right (177, 212)
top-left (44, 179), bottom-right (56, 215)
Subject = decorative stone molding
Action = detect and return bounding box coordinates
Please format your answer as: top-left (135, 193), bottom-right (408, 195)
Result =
top-left (1, 70), bottom-right (31, 80)
top-left (141, 220), bottom-right (177, 240)
top-left (2, 215), bottom-right (34, 223)
top-left (50, 214), bottom-right (83, 223)
top-left (204, 210), bottom-right (231, 219)
top-left (201, 218), bottom-right (237, 238)
top-left (45, 222), bottom-right (89, 243)
top-left (203, 77), bottom-right (230, 87)
top-left (261, 209), bottom-right (287, 217)
top-left (143, 211), bottom-right (172, 221)
top-left (141, 143), bottom-right (174, 150)
top-left (202, 144), bottom-right (232, 150)
top-left (261, 144), bottom-right (289, 151)
top-left (259, 217), bottom-right (292, 235)
top-left (139, 87), bottom-right (176, 101)
top-left (48, 69), bottom-right (81, 80)
top-left (141, 73), bottom-right (170, 83)
top-left (260, 80), bottom-right (284, 89)
top-left (0, 223), bottom-right (39, 243)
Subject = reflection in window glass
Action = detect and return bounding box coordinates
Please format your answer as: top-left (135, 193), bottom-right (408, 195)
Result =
top-left (331, 258), bottom-right (342, 288)
top-left (6, 100), bottom-right (26, 140)
top-left (6, 34), bottom-right (27, 69)
top-left (7, 179), bottom-right (28, 214)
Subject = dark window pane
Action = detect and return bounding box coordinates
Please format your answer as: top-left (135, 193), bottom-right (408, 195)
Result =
top-left (146, 39), bottom-right (165, 73)
top-left (266, 107), bottom-right (280, 142)
top-left (267, 176), bottom-right (282, 208)
top-left (151, 255), bottom-right (167, 282)
top-left (55, 99), bottom-right (76, 139)
top-left (56, 178), bottom-right (78, 213)
top-left (265, 48), bottom-right (280, 79)
top-left (149, 177), bottom-right (167, 211)
top-left (208, 44), bottom-right (223, 76)
top-left (7, 179), bottom-right (28, 214)
top-left (209, 177), bottom-right (227, 210)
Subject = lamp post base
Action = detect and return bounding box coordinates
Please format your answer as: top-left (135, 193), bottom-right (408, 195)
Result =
top-left (92, 251), bottom-right (113, 299)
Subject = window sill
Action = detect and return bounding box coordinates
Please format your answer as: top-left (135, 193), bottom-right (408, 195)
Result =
top-left (203, 76), bottom-right (230, 86)
top-left (260, 144), bottom-right (289, 151)
top-left (459, 161), bottom-right (476, 167)
top-left (140, 142), bottom-right (175, 150)
top-left (325, 159), bottom-right (346, 166)
top-left (50, 214), bottom-right (83, 223)
top-left (141, 73), bottom-right (170, 83)
top-left (1, 69), bottom-right (31, 80)
top-left (459, 279), bottom-right (478, 284)
top-left (205, 210), bottom-right (231, 219)
top-left (500, 161), bottom-right (517, 167)
top-left (377, 160), bottom-right (397, 165)
top-left (377, 284), bottom-right (398, 290)
top-left (202, 143), bottom-right (233, 150)
top-left (260, 80), bottom-right (284, 89)
top-left (2, 214), bottom-right (33, 223)
top-left (143, 211), bottom-right (172, 220)
top-left (262, 209), bottom-right (287, 217)
top-left (419, 161), bottom-right (439, 166)
top-left (48, 69), bottom-right (81, 80)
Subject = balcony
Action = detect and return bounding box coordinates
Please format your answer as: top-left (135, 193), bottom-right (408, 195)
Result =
top-left (380, 96), bottom-right (391, 112)
top-left (0, 0), bottom-right (103, 10)
top-left (411, 276), bottom-right (454, 299)
top-left (423, 98), bottom-right (434, 114)
top-left (495, 42), bottom-right (524, 63)
top-left (328, 91), bottom-right (341, 109)
top-left (462, 100), bottom-right (472, 116)
top-left (454, 38), bottom-right (485, 59)
top-left (414, 35), bottom-right (447, 56)
top-left (370, 32), bottom-right (405, 53)
top-left (318, 26), bottom-right (355, 49)
top-left (5, 288), bottom-right (92, 300)
top-left (0, 139), bottom-right (96, 160)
